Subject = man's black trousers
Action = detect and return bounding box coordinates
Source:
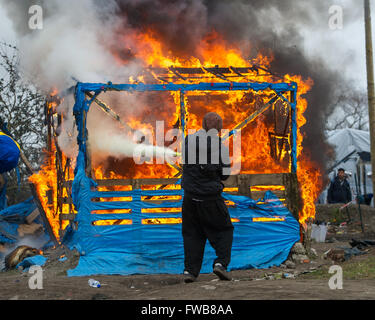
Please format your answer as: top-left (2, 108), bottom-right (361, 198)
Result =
top-left (182, 194), bottom-right (234, 277)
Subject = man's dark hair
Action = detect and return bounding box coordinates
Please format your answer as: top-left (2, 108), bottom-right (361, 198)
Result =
top-left (202, 112), bottom-right (223, 131)
top-left (338, 168), bottom-right (345, 172)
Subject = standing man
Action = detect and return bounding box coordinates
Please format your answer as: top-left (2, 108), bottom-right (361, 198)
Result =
top-left (327, 168), bottom-right (352, 204)
top-left (181, 112), bottom-right (234, 283)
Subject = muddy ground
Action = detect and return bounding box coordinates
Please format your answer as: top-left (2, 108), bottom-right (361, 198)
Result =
top-left (1, 204), bottom-right (375, 301)
top-left (0, 239), bottom-right (374, 300)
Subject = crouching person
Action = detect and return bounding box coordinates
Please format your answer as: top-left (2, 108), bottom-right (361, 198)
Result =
top-left (181, 112), bottom-right (233, 283)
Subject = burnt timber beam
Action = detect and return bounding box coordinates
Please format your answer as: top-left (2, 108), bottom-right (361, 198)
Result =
top-left (202, 67), bottom-right (228, 81)
top-left (29, 182), bottom-right (59, 246)
top-left (222, 94), bottom-right (280, 141)
top-left (168, 67), bottom-right (187, 81)
top-left (85, 92), bottom-right (136, 135)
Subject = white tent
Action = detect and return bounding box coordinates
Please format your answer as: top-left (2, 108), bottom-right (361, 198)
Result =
top-left (319, 128), bottom-right (373, 205)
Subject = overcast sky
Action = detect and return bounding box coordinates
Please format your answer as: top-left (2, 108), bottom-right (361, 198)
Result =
top-left (300, 0), bottom-right (373, 91)
top-left (0, 0), bottom-right (373, 91)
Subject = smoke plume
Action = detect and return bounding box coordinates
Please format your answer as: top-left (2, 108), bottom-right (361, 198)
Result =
top-left (0, 0), bottom-right (362, 174)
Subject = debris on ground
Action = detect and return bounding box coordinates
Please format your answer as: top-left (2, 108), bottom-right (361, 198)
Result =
top-left (289, 242), bottom-right (311, 264)
top-left (3, 245), bottom-right (40, 270)
top-left (323, 238), bottom-right (375, 263)
top-left (325, 248), bottom-right (345, 262)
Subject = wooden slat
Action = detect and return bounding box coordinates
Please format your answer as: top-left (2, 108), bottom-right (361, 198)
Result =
top-left (60, 213), bottom-right (76, 221)
top-left (251, 190), bottom-right (286, 201)
top-left (222, 174), bottom-right (286, 188)
top-left (62, 197), bottom-right (73, 204)
top-left (249, 173), bottom-right (284, 186)
top-left (142, 199), bottom-right (182, 204)
top-left (25, 208), bottom-right (40, 224)
top-left (94, 178), bottom-right (180, 187)
top-left (222, 175), bottom-right (238, 188)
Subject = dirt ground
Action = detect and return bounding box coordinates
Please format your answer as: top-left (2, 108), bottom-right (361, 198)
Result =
top-left (0, 239), bottom-right (375, 300)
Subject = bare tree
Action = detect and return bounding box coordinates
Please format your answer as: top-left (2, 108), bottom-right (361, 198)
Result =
top-left (325, 87), bottom-right (369, 131)
top-left (0, 42), bottom-right (46, 204)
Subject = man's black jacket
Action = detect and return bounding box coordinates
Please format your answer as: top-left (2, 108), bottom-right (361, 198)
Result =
top-left (181, 130), bottom-right (230, 199)
top-left (327, 176), bottom-right (352, 204)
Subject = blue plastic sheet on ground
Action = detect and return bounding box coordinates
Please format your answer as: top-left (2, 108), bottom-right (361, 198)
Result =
top-left (0, 197), bottom-right (37, 243)
top-left (16, 255), bottom-right (47, 271)
top-left (65, 154), bottom-right (300, 276)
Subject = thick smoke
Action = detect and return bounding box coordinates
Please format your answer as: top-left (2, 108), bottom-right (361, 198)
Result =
top-left (112, 0), bottom-right (361, 171)
top-left (0, 0), bottom-right (362, 173)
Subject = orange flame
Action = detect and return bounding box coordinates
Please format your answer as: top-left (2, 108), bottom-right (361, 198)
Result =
top-left (30, 31), bottom-right (323, 232)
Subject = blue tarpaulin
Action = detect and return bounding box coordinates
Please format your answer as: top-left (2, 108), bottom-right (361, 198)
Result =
top-left (64, 153), bottom-right (300, 276)
top-left (0, 197), bottom-right (37, 243)
top-left (16, 255), bottom-right (47, 271)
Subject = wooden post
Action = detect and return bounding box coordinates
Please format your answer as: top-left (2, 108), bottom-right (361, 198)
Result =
top-left (29, 183), bottom-right (59, 246)
top-left (364, 0), bottom-right (375, 207)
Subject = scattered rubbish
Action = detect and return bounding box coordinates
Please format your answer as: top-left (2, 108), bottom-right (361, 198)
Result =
top-left (323, 249), bottom-right (332, 259)
top-left (327, 249), bottom-right (345, 262)
top-left (274, 272), bottom-right (283, 280)
top-left (283, 273), bottom-right (295, 279)
top-left (302, 259), bottom-right (310, 264)
top-left (349, 239), bottom-right (375, 250)
top-left (284, 260), bottom-right (296, 269)
top-left (4, 245), bottom-right (39, 270)
top-left (292, 254), bottom-right (309, 263)
top-left (309, 248), bottom-right (318, 257)
top-left (264, 272), bottom-right (283, 280)
top-left (323, 239), bottom-right (373, 263)
top-left (88, 279), bottom-right (101, 288)
top-left (291, 242), bottom-right (306, 255)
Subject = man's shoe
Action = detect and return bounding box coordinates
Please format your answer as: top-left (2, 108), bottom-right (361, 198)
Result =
top-left (213, 263), bottom-right (231, 281)
top-left (183, 271), bottom-right (197, 283)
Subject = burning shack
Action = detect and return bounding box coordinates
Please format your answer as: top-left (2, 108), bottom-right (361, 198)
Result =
top-left (29, 59), bottom-right (320, 275)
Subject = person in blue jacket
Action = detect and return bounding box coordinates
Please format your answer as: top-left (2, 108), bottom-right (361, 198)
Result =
top-left (0, 131), bottom-right (20, 175)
